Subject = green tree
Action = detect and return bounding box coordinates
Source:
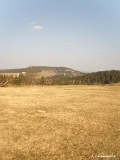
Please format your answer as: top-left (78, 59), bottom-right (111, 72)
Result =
top-left (40, 76), bottom-right (46, 85)
top-left (25, 66), bottom-right (38, 85)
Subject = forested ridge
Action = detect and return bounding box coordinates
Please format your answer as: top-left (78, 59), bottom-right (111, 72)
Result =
top-left (50, 70), bottom-right (120, 85)
top-left (0, 66), bottom-right (81, 74)
top-left (71, 70), bottom-right (120, 85)
top-left (0, 70), bottom-right (120, 86)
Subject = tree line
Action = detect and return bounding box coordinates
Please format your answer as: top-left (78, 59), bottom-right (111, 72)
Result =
top-left (0, 69), bottom-right (120, 86)
top-left (52, 70), bottom-right (120, 85)
top-left (72, 70), bottom-right (120, 85)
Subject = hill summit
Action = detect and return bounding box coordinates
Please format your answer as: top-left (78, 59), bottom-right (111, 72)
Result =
top-left (0, 66), bottom-right (82, 78)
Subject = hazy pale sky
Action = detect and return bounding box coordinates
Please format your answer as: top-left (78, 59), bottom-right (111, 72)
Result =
top-left (0, 0), bottom-right (120, 71)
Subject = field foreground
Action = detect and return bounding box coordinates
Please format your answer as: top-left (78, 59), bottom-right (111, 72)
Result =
top-left (0, 85), bottom-right (120, 160)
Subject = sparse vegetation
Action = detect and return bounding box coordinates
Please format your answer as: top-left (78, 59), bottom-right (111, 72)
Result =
top-left (0, 85), bottom-right (120, 159)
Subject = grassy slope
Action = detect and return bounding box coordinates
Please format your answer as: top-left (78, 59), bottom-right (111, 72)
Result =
top-left (36, 70), bottom-right (56, 78)
top-left (0, 85), bottom-right (120, 160)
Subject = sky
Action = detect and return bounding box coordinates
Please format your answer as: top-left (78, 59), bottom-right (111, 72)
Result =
top-left (0, 0), bottom-right (120, 72)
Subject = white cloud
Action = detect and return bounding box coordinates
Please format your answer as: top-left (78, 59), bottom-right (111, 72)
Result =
top-left (108, 54), bottom-right (115, 57)
top-left (100, 50), bottom-right (106, 52)
top-left (60, 42), bottom-right (74, 45)
top-left (30, 22), bottom-right (36, 24)
top-left (33, 26), bottom-right (43, 30)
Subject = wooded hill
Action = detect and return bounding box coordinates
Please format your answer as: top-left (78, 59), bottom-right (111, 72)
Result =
top-left (0, 67), bottom-right (120, 86)
top-left (54, 70), bottom-right (120, 85)
top-left (0, 66), bottom-right (82, 77)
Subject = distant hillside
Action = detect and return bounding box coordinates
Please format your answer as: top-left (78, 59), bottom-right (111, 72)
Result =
top-left (0, 66), bottom-right (82, 78)
top-left (0, 69), bottom-right (120, 86)
top-left (64, 70), bottom-right (120, 85)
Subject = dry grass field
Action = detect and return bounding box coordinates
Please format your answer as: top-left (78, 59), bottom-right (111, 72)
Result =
top-left (0, 85), bottom-right (120, 160)
top-left (36, 70), bottom-right (56, 78)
